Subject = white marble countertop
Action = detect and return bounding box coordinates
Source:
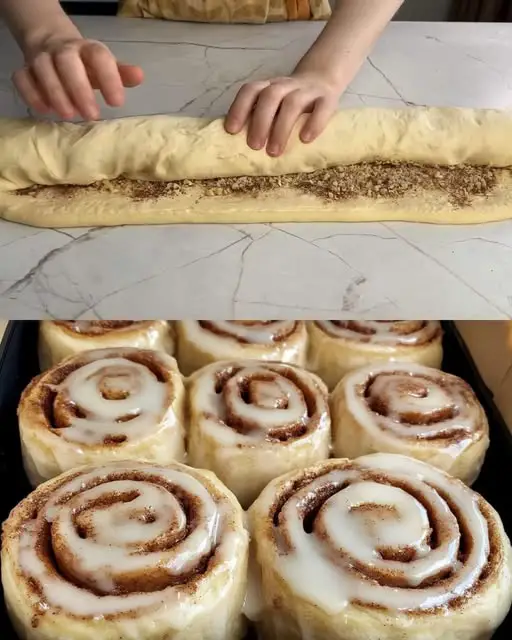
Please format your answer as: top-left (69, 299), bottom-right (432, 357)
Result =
top-left (0, 17), bottom-right (511, 319)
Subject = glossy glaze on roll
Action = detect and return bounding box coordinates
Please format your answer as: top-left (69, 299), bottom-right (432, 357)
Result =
top-left (1, 460), bottom-right (248, 640)
top-left (307, 320), bottom-right (443, 390)
top-left (187, 359), bottom-right (330, 507)
top-left (175, 321), bottom-right (307, 375)
top-left (330, 361), bottom-right (489, 484)
top-left (39, 320), bottom-right (174, 370)
top-left (18, 347), bottom-right (185, 485)
top-left (249, 454), bottom-right (512, 640)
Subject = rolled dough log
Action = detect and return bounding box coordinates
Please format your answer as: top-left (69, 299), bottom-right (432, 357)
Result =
top-left (0, 107), bottom-right (511, 228)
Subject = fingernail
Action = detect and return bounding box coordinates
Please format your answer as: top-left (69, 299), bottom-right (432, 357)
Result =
top-left (267, 145), bottom-right (280, 157)
top-left (86, 107), bottom-right (100, 120)
top-left (301, 132), bottom-right (312, 143)
top-left (249, 140), bottom-right (264, 151)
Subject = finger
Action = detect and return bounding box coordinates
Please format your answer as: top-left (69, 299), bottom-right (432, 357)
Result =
top-left (12, 68), bottom-right (51, 114)
top-left (88, 63), bottom-right (143, 91)
top-left (247, 84), bottom-right (293, 150)
top-left (31, 53), bottom-right (76, 119)
top-left (225, 81), bottom-right (270, 135)
top-left (53, 47), bottom-right (99, 120)
top-left (300, 96), bottom-right (337, 143)
top-left (118, 63), bottom-right (144, 88)
top-left (266, 89), bottom-right (315, 156)
top-left (81, 42), bottom-right (125, 107)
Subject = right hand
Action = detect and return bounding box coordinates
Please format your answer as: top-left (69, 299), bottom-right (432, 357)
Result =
top-left (12, 37), bottom-right (144, 121)
top-left (225, 71), bottom-right (341, 156)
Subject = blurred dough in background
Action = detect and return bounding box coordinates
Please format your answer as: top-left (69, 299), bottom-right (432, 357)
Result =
top-left (118, 0), bottom-right (331, 22)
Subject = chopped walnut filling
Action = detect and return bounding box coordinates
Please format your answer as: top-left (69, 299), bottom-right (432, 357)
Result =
top-left (17, 162), bottom-right (503, 208)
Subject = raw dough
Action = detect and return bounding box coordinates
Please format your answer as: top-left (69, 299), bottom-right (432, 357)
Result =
top-left (1, 107), bottom-right (512, 228)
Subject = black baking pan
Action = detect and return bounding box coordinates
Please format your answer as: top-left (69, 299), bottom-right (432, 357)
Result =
top-left (0, 320), bottom-right (511, 638)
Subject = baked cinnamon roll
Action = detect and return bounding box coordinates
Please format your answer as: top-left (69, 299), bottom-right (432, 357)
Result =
top-left (1, 460), bottom-right (248, 640)
top-left (174, 321), bottom-right (307, 375)
top-left (330, 362), bottom-right (489, 485)
top-left (249, 454), bottom-right (512, 640)
top-left (39, 320), bottom-right (174, 370)
top-left (187, 360), bottom-right (331, 508)
top-left (18, 347), bottom-right (185, 486)
top-left (307, 320), bottom-right (443, 390)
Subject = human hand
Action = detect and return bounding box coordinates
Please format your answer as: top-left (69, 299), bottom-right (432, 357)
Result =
top-left (12, 37), bottom-right (144, 121)
top-left (224, 72), bottom-right (341, 156)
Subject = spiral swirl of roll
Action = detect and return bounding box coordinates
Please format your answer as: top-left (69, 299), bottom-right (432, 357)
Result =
top-left (18, 348), bottom-right (185, 485)
top-left (250, 454), bottom-right (512, 626)
top-left (187, 360), bottom-right (330, 507)
top-left (1, 461), bottom-right (248, 639)
top-left (330, 362), bottom-right (489, 484)
top-left (343, 362), bottom-right (486, 442)
top-left (193, 360), bottom-right (328, 441)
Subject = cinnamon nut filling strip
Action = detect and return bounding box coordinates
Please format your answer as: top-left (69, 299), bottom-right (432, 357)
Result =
top-left (22, 349), bottom-right (174, 445)
top-left (268, 454), bottom-right (500, 614)
top-left (193, 361), bottom-right (329, 443)
top-left (198, 320), bottom-right (299, 344)
top-left (347, 363), bottom-right (486, 445)
top-left (13, 462), bottom-right (235, 618)
top-left (314, 320), bottom-right (442, 345)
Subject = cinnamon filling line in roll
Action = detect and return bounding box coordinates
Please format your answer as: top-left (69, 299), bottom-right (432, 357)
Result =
top-left (53, 483), bottom-right (209, 593)
top-left (198, 320), bottom-right (299, 344)
top-left (54, 321), bottom-right (137, 336)
top-left (19, 163), bottom-right (503, 209)
top-left (27, 351), bottom-right (173, 445)
top-left (18, 469), bottom-right (224, 614)
top-left (358, 371), bottom-right (478, 442)
top-left (267, 458), bottom-right (498, 613)
top-left (211, 363), bottom-right (321, 441)
top-left (314, 320), bottom-right (441, 345)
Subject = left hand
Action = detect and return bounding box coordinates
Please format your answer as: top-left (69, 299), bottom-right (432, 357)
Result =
top-left (14, 36), bottom-right (143, 121)
top-left (224, 72), bottom-right (340, 156)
